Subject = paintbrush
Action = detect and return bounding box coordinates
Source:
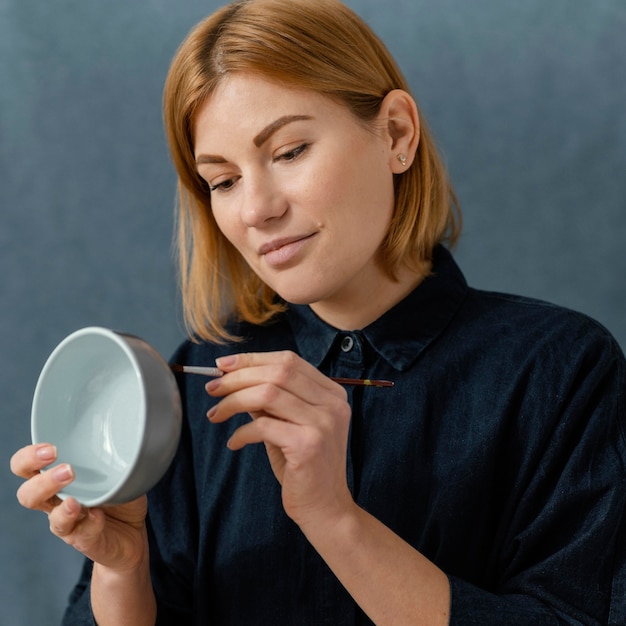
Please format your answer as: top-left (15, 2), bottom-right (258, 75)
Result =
top-left (170, 364), bottom-right (394, 388)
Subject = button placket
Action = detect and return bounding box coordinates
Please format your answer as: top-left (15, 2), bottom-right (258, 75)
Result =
top-left (341, 335), bottom-right (354, 352)
top-left (334, 332), bottom-right (364, 369)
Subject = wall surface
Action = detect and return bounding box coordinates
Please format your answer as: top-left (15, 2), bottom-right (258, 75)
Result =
top-left (1, 0), bottom-right (624, 623)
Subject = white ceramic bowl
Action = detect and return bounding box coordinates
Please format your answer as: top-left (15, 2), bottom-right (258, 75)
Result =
top-left (31, 327), bottom-right (182, 507)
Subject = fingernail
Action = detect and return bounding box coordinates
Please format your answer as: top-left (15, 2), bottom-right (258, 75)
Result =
top-left (53, 464), bottom-right (74, 483)
top-left (205, 378), bottom-right (220, 393)
top-left (215, 355), bottom-right (236, 369)
top-left (36, 445), bottom-right (57, 461)
top-left (63, 497), bottom-right (81, 516)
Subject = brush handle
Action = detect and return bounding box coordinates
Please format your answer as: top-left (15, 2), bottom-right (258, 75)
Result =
top-left (171, 365), bottom-right (393, 388)
top-left (331, 377), bottom-right (394, 388)
top-left (171, 364), bottom-right (223, 377)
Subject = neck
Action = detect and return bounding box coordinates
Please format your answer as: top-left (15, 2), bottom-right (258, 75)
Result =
top-left (310, 264), bottom-right (428, 331)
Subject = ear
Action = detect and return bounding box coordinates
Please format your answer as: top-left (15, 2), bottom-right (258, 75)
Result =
top-left (378, 89), bottom-right (420, 173)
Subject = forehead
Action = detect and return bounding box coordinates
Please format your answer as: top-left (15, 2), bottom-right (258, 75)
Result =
top-left (193, 73), bottom-right (351, 147)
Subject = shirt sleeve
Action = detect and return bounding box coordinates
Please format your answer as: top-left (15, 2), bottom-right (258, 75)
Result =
top-left (60, 559), bottom-right (97, 625)
top-left (146, 415), bottom-right (198, 624)
top-left (59, 437), bottom-right (197, 626)
top-left (448, 328), bottom-right (626, 625)
top-left (144, 339), bottom-right (202, 624)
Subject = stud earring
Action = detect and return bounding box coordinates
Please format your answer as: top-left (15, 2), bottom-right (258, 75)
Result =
top-left (397, 154), bottom-right (407, 166)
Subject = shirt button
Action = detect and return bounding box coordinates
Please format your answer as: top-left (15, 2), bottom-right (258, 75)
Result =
top-left (340, 335), bottom-right (354, 352)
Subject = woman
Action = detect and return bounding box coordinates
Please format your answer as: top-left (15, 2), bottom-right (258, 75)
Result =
top-left (11, 0), bottom-right (626, 624)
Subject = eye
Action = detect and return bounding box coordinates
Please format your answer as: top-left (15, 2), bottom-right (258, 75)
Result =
top-left (209, 176), bottom-right (240, 193)
top-left (274, 143), bottom-right (309, 163)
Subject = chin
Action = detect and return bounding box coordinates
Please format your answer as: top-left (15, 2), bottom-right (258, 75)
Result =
top-left (271, 284), bottom-right (329, 307)
top-left (275, 292), bottom-right (318, 306)
top-left (266, 272), bottom-right (340, 306)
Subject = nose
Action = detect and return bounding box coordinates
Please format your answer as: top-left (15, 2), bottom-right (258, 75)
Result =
top-left (240, 173), bottom-right (287, 228)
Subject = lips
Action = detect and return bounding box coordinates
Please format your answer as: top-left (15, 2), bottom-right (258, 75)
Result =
top-left (257, 235), bottom-right (306, 255)
top-left (258, 233), bottom-right (316, 266)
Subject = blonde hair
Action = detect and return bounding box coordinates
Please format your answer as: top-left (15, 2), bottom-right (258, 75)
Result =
top-left (163, 0), bottom-right (461, 342)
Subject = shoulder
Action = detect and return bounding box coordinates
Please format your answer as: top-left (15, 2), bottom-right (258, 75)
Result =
top-left (451, 288), bottom-right (626, 460)
top-left (448, 287), bottom-right (625, 429)
top-left (460, 287), bottom-right (624, 360)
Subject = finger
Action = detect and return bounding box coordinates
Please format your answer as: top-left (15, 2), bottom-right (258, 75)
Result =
top-left (209, 381), bottom-right (350, 432)
top-left (207, 364), bottom-right (345, 409)
top-left (16, 463), bottom-right (75, 512)
top-left (209, 352), bottom-right (346, 403)
top-left (10, 443), bottom-right (58, 479)
top-left (48, 497), bottom-right (89, 539)
top-left (227, 415), bottom-right (348, 472)
top-left (217, 351), bottom-right (342, 393)
top-left (208, 382), bottom-right (314, 426)
top-left (227, 415), bottom-right (303, 451)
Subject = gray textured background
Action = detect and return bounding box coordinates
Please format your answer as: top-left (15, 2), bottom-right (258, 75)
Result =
top-left (2, 1), bottom-right (625, 623)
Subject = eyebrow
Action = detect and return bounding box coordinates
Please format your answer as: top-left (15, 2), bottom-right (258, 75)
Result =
top-left (253, 114), bottom-right (312, 147)
top-left (195, 114), bottom-right (313, 165)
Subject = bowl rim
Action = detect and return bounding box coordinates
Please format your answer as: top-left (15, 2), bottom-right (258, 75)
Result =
top-left (31, 326), bottom-right (148, 507)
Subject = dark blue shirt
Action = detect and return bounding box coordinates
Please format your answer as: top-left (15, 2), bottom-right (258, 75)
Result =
top-left (63, 247), bottom-right (626, 625)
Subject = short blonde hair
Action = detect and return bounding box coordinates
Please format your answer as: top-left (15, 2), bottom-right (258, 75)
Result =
top-left (163, 0), bottom-right (461, 342)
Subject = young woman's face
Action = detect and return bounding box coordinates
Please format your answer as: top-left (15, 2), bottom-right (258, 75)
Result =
top-left (194, 73), bottom-right (399, 324)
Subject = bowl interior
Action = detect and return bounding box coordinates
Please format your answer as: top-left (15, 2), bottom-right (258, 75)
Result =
top-left (32, 330), bottom-right (145, 503)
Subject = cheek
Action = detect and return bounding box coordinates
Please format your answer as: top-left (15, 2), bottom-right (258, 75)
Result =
top-left (211, 207), bottom-right (245, 254)
top-left (304, 154), bottom-right (364, 207)
top-left (210, 209), bottom-right (229, 240)
top-left (332, 154), bottom-right (395, 226)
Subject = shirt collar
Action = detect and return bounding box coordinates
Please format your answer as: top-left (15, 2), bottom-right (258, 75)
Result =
top-left (287, 245), bottom-right (468, 372)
